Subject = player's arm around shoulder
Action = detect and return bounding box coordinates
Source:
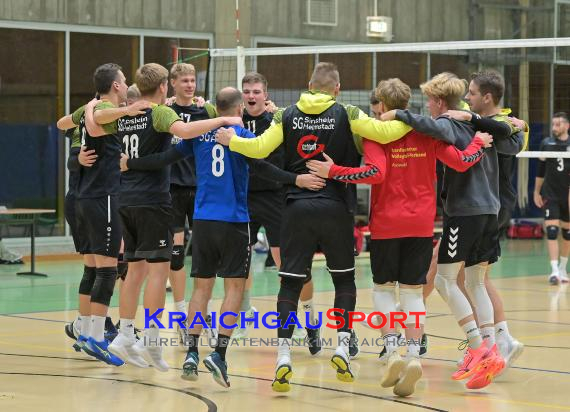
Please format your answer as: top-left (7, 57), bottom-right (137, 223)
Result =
top-left (344, 104), bottom-right (412, 145)
top-left (216, 109), bottom-right (285, 159)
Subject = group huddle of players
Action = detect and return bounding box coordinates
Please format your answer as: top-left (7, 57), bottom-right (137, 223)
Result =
top-left (57, 58), bottom-right (567, 398)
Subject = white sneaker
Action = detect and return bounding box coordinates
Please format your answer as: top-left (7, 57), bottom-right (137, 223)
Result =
top-left (108, 334), bottom-right (149, 368)
top-left (381, 351), bottom-right (405, 388)
top-left (498, 338), bottom-right (524, 369)
top-left (560, 273), bottom-right (569, 283)
top-left (292, 323), bottom-right (306, 339)
top-left (133, 338), bottom-right (169, 372)
top-left (393, 357), bottom-right (422, 397)
top-left (549, 273), bottom-right (561, 285)
top-left (330, 348), bottom-right (354, 382)
top-left (233, 307), bottom-right (258, 339)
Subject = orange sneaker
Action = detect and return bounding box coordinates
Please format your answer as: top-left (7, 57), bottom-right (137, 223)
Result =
top-left (465, 344), bottom-right (505, 390)
top-left (452, 340), bottom-right (493, 381)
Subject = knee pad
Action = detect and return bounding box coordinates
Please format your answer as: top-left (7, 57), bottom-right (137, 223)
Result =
top-left (399, 286), bottom-right (426, 326)
top-left (278, 276), bottom-right (304, 302)
top-left (464, 264), bottom-right (494, 326)
top-left (78, 266), bottom-right (96, 295)
top-left (434, 263), bottom-right (460, 302)
top-left (547, 225), bottom-right (559, 240)
top-left (170, 245), bottom-right (185, 271)
top-left (435, 268), bottom-right (473, 322)
top-left (332, 274), bottom-right (357, 295)
top-left (563, 228), bottom-right (570, 241)
top-left (372, 282), bottom-right (397, 315)
top-left (90, 267), bottom-right (117, 306)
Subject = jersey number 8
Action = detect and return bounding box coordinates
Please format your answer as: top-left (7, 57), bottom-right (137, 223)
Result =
top-left (212, 143), bottom-right (225, 177)
top-left (123, 134), bottom-right (139, 159)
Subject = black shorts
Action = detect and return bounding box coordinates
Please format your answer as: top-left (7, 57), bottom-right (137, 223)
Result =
top-left (171, 185), bottom-right (196, 233)
top-left (543, 197), bottom-right (570, 222)
top-left (370, 237), bottom-right (432, 285)
top-left (119, 205), bottom-right (173, 262)
top-left (248, 190), bottom-right (284, 247)
top-left (64, 192), bottom-right (81, 253)
top-left (76, 195), bottom-right (122, 258)
top-left (438, 214), bottom-right (499, 267)
top-left (280, 198), bottom-right (354, 279)
top-left (190, 220), bottom-right (251, 278)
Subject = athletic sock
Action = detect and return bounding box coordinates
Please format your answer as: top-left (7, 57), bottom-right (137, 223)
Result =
top-left (174, 300), bottom-right (186, 314)
top-left (462, 320), bottom-right (483, 349)
top-left (215, 334), bottom-right (230, 361)
top-left (240, 290), bottom-right (251, 313)
top-left (277, 338), bottom-right (291, 366)
top-left (119, 318), bottom-right (135, 340)
top-left (550, 260), bottom-right (559, 274)
top-left (559, 257), bottom-right (568, 273)
top-left (480, 326), bottom-right (495, 346)
top-left (91, 315), bottom-right (106, 342)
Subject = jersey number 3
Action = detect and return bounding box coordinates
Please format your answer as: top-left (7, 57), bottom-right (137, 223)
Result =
top-left (557, 158), bottom-right (564, 172)
top-left (212, 144), bottom-right (225, 177)
top-left (123, 134), bottom-right (139, 159)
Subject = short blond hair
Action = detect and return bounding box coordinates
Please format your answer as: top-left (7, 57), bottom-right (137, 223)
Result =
top-left (170, 63), bottom-right (196, 79)
top-left (420, 72), bottom-right (467, 109)
top-left (127, 84), bottom-right (141, 100)
top-left (135, 63), bottom-right (169, 95)
top-left (375, 78), bottom-right (411, 110)
top-left (309, 62), bottom-right (340, 92)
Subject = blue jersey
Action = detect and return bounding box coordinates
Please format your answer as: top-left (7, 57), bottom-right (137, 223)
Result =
top-left (175, 125), bottom-right (254, 223)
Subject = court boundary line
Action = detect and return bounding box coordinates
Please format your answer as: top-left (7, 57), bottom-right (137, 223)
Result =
top-left (0, 352), bottom-right (448, 412)
top-left (0, 370), bottom-right (217, 412)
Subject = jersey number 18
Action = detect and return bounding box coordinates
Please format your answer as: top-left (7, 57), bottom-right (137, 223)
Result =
top-left (123, 134), bottom-right (139, 158)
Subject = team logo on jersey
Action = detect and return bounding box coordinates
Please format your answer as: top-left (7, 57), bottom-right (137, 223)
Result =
top-left (297, 134), bottom-right (325, 159)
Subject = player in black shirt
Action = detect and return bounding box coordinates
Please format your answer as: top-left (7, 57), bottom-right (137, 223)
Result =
top-left (534, 112), bottom-right (570, 284)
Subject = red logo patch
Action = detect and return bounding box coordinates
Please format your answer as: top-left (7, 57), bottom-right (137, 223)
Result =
top-left (297, 134), bottom-right (325, 159)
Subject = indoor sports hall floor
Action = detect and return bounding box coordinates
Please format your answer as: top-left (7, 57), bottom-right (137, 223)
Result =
top-left (0, 238), bottom-right (569, 412)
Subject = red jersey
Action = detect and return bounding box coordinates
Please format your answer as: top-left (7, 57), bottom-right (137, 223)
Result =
top-left (328, 130), bottom-right (486, 239)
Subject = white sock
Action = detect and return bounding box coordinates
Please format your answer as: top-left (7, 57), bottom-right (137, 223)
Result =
top-left (144, 319), bottom-right (160, 345)
top-left (495, 320), bottom-right (513, 342)
top-left (301, 299), bottom-right (315, 326)
top-left (383, 333), bottom-right (400, 354)
top-left (462, 320), bottom-right (482, 349)
top-left (277, 338), bottom-right (291, 365)
top-left (559, 257), bottom-right (568, 274)
top-left (174, 300), bottom-right (186, 314)
top-left (550, 260), bottom-right (559, 275)
top-left (480, 326), bottom-right (495, 346)
top-left (91, 315), bottom-right (106, 342)
top-left (120, 318), bottom-right (135, 340)
top-left (207, 300), bottom-right (214, 315)
top-left (79, 315), bottom-right (91, 337)
top-left (337, 331), bottom-right (350, 356)
top-left (407, 338), bottom-right (420, 358)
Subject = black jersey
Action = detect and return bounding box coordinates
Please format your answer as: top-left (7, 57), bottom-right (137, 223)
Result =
top-left (243, 110), bottom-right (284, 191)
top-left (281, 102), bottom-right (360, 212)
top-left (169, 102), bottom-right (215, 188)
top-left (117, 105), bottom-right (180, 207)
top-left (539, 136), bottom-right (570, 199)
top-left (72, 103), bottom-right (122, 199)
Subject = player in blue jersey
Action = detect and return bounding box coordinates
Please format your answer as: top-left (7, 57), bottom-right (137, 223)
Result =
top-left (123, 87), bottom-right (301, 387)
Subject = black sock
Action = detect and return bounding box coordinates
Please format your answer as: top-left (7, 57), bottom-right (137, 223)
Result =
top-left (215, 334), bottom-right (231, 361)
top-left (187, 334), bottom-right (200, 355)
